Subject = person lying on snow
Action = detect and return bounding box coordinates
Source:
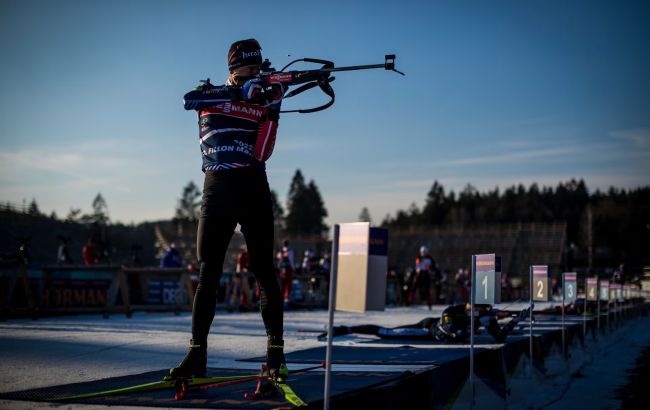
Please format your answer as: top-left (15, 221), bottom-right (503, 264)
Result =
top-left (318, 304), bottom-right (530, 343)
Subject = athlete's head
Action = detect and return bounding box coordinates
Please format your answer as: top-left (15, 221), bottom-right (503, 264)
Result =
top-left (419, 245), bottom-right (429, 255)
top-left (433, 305), bottom-right (471, 342)
top-left (433, 313), bottom-right (466, 342)
top-left (227, 38), bottom-right (263, 86)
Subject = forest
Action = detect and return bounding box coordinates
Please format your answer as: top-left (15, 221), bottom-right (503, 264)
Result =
top-left (382, 179), bottom-right (650, 269)
top-left (3, 176), bottom-right (648, 271)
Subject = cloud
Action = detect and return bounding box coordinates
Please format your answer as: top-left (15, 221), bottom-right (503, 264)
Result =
top-left (438, 147), bottom-right (579, 166)
top-left (0, 138), bottom-right (166, 198)
top-left (498, 140), bottom-right (546, 149)
top-left (611, 128), bottom-right (650, 147)
top-left (0, 150), bottom-right (125, 190)
top-left (381, 141), bottom-right (587, 171)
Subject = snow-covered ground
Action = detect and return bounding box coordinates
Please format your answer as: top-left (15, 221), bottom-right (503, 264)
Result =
top-left (0, 303), bottom-right (648, 409)
top-left (530, 311), bottom-right (650, 409)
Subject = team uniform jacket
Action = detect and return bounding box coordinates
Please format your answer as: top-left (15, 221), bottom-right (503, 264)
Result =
top-left (416, 255), bottom-right (434, 272)
top-left (183, 84), bottom-right (277, 171)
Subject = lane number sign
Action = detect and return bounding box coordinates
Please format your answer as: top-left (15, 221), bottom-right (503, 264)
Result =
top-left (563, 272), bottom-right (577, 304)
top-left (600, 281), bottom-right (610, 301)
top-left (586, 277), bottom-right (598, 301)
top-left (532, 265), bottom-right (548, 302)
top-left (474, 254), bottom-right (497, 305)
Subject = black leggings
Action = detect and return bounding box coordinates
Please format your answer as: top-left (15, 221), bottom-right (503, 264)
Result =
top-left (347, 318), bottom-right (439, 339)
top-left (192, 166), bottom-right (283, 343)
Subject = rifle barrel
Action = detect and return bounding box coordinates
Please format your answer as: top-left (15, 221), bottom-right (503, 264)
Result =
top-left (324, 63), bottom-right (386, 72)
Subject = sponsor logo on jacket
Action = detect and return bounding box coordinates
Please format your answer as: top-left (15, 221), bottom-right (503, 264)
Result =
top-left (221, 102), bottom-right (264, 118)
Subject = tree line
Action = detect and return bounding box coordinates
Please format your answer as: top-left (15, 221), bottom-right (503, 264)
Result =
top-left (11, 168), bottom-right (330, 237)
top-left (3, 193), bottom-right (111, 226)
top-left (175, 169), bottom-right (329, 236)
top-left (381, 179), bottom-right (650, 268)
top-left (12, 175), bottom-right (648, 269)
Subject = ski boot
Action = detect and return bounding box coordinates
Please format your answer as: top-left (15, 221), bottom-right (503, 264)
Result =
top-left (165, 339), bottom-right (207, 381)
top-left (245, 338), bottom-right (288, 401)
top-left (266, 337), bottom-right (289, 382)
top-left (504, 307), bottom-right (530, 332)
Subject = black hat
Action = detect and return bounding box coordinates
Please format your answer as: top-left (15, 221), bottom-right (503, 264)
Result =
top-left (228, 39), bottom-right (263, 71)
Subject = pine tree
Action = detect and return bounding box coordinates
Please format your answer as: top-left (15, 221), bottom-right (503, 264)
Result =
top-left (359, 207), bottom-right (372, 224)
top-left (91, 193), bottom-right (110, 224)
top-left (287, 169), bottom-right (306, 210)
top-left (305, 180), bottom-right (328, 234)
top-left (175, 181), bottom-right (202, 222)
top-left (285, 170), bottom-right (328, 235)
top-left (66, 208), bottom-right (82, 222)
top-left (285, 170), bottom-right (307, 234)
top-left (422, 181), bottom-right (446, 225)
top-left (27, 198), bottom-right (42, 216)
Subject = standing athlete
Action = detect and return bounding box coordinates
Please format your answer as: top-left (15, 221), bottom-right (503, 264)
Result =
top-left (409, 245), bottom-right (434, 309)
top-left (168, 39), bottom-right (288, 382)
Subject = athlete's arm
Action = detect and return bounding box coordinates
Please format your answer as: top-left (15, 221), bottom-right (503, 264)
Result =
top-left (183, 84), bottom-right (241, 111)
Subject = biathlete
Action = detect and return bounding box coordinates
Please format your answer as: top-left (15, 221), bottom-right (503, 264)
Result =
top-left (319, 304), bottom-right (530, 343)
top-left (168, 38), bottom-right (288, 382)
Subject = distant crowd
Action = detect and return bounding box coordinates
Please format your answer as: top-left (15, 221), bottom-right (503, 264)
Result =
top-left (223, 240), bottom-right (332, 311)
top-left (390, 245), bottom-right (518, 309)
top-left (53, 234), bottom-right (630, 310)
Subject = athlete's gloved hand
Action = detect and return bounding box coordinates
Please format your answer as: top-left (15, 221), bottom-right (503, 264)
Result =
top-left (242, 78), bottom-right (268, 105)
top-left (264, 83), bottom-right (284, 120)
top-left (264, 83), bottom-right (284, 106)
top-left (514, 307), bottom-right (530, 323)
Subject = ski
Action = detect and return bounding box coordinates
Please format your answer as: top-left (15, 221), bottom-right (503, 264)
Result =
top-left (174, 374), bottom-right (262, 400)
top-left (174, 364), bottom-right (324, 405)
top-left (51, 373), bottom-right (259, 401)
top-left (275, 381), bottom-right (307, 407)
top-left (241, 364), bottom-right (321, 407)
top-left (243, 377), bottom-right (307, 407)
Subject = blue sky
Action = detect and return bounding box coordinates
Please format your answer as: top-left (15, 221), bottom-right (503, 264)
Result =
top-left (1, 0), bottom-right (648, 225)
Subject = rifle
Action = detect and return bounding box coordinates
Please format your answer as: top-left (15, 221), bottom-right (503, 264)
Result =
top-left (261, 54), bottom-right (404, 113)
top-left (184, 54), bottom-right (404, 114)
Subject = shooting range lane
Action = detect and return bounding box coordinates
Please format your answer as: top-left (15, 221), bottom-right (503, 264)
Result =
top-left (2, 302), bottom-right (647, 409)
top-left (0, 367), bottom-right (402, 409)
